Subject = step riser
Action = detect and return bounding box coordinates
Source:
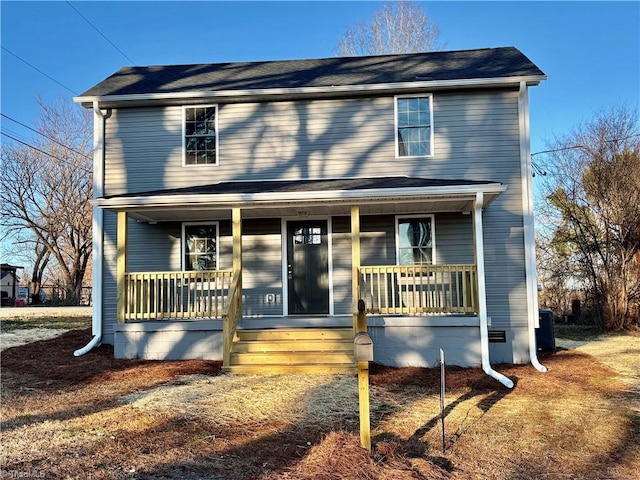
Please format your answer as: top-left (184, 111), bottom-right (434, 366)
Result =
top-left (236, 328), bottom-right (353, 342)
top-left (223, 365), bottom-right (358, 375)
top-left (233, 340), bottom-right (353, 353)
top-left (230, 352), bottom-right (354, 365)
top-left (228, 328), bottom-right (356, 374)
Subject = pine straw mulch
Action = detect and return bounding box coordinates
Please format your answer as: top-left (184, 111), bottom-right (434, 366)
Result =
top-left (1, 328), bottom-right (639, 480)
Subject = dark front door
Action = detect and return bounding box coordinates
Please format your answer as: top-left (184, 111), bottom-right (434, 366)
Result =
top-left (287, 220), bottom-right (329, 315)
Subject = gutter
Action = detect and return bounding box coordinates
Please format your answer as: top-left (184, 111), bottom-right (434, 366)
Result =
top-left (518, 81), bottom-right (547, 373)
top-left (474, 192), bottom-right (515, 389)
top-left (75, 102), bottom-right (109, 356)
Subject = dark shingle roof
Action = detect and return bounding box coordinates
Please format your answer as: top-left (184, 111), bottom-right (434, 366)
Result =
top-left (104, 177), bottom-right (501, 200)
top-left (79, 47), bottom-right (544, 98)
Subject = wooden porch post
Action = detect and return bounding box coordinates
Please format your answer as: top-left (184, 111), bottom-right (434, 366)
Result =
top-left (223, 208), bottom-right (243, 368)
top-left (116, 211), bottom-right (128, 323)
top-left (351, 205), bottom-right (362, 332)
top-left (352, 205), bottom-right (371, 451)
top-left (232, 207), bottom-right (242, 282)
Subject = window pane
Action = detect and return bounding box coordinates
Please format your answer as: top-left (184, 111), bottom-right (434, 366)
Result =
top-left (185, 225), bottom-right (217, 270)
top-left (396, 96), bottom-right (431, 157)
top-left (417, 97), bottom-right (430, 119)
top-left (398, 218), bottom-right (433, 265)
top-left (294, 227), bottom-right (322, 245)
top-left (184, 106), bottom-right (217, 165)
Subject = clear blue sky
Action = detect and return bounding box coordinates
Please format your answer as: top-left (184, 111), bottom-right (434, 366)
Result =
top-left (1, 1), bottom-right (639, 264)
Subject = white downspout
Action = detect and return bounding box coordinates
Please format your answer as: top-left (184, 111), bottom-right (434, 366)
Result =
top-left (474, 192), bottom-right (515, 388)
top-left (74, 102), bottom-right (106, 356)
top-left (518, 81), bottom-right (547, 373)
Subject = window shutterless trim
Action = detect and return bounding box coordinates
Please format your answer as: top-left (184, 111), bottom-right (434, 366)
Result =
top-left (182, 105), bottom-right (219, 167)
top-left (394, 94), bottom-right (434, 159)
top-left (395, 214), bottom-right (436, 265)
top-left (181, 221), bottom-right (220, 271)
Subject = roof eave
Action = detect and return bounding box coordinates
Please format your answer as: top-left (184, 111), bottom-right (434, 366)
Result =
top-left (74, 75), bottom-right (547, 107)
top-left (92, 182), bottom-right (507, 211)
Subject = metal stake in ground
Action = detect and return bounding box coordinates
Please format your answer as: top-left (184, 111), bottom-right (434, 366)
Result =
top-left (440, 348), bottom-right (446, 453)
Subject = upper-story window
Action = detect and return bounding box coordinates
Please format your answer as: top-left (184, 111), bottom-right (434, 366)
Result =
top-left (396, 216), bottom-right (435, 265)
top-left (395, 95), bottom-right (433, 157)
top-left (183, 105), bottom-right (218, 166)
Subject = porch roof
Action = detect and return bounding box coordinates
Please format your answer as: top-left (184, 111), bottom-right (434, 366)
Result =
top-left (94, 176), bottom-right (506, 222)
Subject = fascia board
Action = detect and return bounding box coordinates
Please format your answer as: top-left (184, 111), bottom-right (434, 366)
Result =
top-left (74, 75), bottom-right (546, 106)
top-left (92, 183), bottom-right (506, 210)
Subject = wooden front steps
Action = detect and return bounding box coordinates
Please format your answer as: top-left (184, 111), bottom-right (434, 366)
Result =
top-left (223, 327), bottom-right (357, 374)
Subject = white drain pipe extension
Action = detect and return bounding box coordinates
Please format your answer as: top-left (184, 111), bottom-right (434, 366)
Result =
top-left (518, 81), bottom-right (547, 373)
top-left (75, 102), bottom-right (107, 356)
top-left (474, 192), bottom-right (514, 388)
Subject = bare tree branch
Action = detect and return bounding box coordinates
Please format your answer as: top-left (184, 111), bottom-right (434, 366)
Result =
top-left (0, 97), bottom-right (93, 305)
top-left (335, 1), bottom-right (445, 57)
top-left (537, 104), bottom-right (640, 330)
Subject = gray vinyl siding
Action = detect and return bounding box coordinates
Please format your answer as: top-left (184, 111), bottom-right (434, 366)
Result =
top-left (240, 219), bottom-right (283, 316)
top-left (101, 87), bottom-right (529, 338)
top-left (127, 221), bottom-right (181, 272)
top-left (102, 211), bottom-right (117, 344)
top-left (103, 90), bottom-right (521, 194)
top-left (330, 217), bottom-right (352, 316)
top-left (435, 213), bottom-right (474, 264)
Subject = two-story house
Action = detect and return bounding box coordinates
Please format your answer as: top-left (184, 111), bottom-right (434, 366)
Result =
top-left (74, 46), bottom-right (547, 387)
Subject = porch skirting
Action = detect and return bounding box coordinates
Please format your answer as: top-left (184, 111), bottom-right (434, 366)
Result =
top-left (111, 316), bottom-right (525, 368)
top-left (367, 316), bottom-right (481, 368)
top-left (114, 320), bottom-right (223, 360)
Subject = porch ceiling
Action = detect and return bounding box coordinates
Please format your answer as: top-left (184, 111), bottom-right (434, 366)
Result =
top-left (93, 177), bottom-right (506, 223)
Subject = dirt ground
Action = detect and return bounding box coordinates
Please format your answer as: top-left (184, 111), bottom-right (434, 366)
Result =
top-left (1, 327), bottom-right (638, 480)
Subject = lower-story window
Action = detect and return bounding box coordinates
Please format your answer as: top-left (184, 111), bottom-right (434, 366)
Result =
top-left (396, 215), bottom-right (435, 265)
top-left (183, 223), bottom-right (218, 270)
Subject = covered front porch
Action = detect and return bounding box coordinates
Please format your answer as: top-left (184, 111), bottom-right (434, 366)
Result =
top-left (98, 177), bottom-right (504, 371)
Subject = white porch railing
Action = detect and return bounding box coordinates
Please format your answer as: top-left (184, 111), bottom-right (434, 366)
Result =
top-left (359, 264), bottom-right (478, 315)
top-left (124, 270), bottom-right (234, 320)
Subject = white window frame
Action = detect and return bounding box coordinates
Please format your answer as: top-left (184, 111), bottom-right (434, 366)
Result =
top-left (394, 94), bottom-right (434, 158)
top-left (182, 222), bottom-right (220, 271)
top-left (182, 105), bottom-right (219, 167)
top-left (395, 215), bottom-right (436, 265)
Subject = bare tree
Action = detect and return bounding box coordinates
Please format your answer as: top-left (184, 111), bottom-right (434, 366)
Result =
top-left (537, 104), bottom-right (640, 330)
top-left (0, 97), bottom-right (93, 305)
top-left (335, 1), bottom-right (444, 56)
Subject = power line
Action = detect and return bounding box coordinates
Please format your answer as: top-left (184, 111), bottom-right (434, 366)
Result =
top-left (531, 133), bottom-right (640, 157)
top-left (0, 46), bottom-right (78, 96)
top-left (1, 131), bottom-right (91, 173)
top-left (1, 113), bottom-right (92, 160)
top-left (66, 1), bottom-right (135, 64)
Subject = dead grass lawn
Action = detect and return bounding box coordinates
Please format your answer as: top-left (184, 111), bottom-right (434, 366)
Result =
top-left (1, 328), bottom-right (638, 480)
